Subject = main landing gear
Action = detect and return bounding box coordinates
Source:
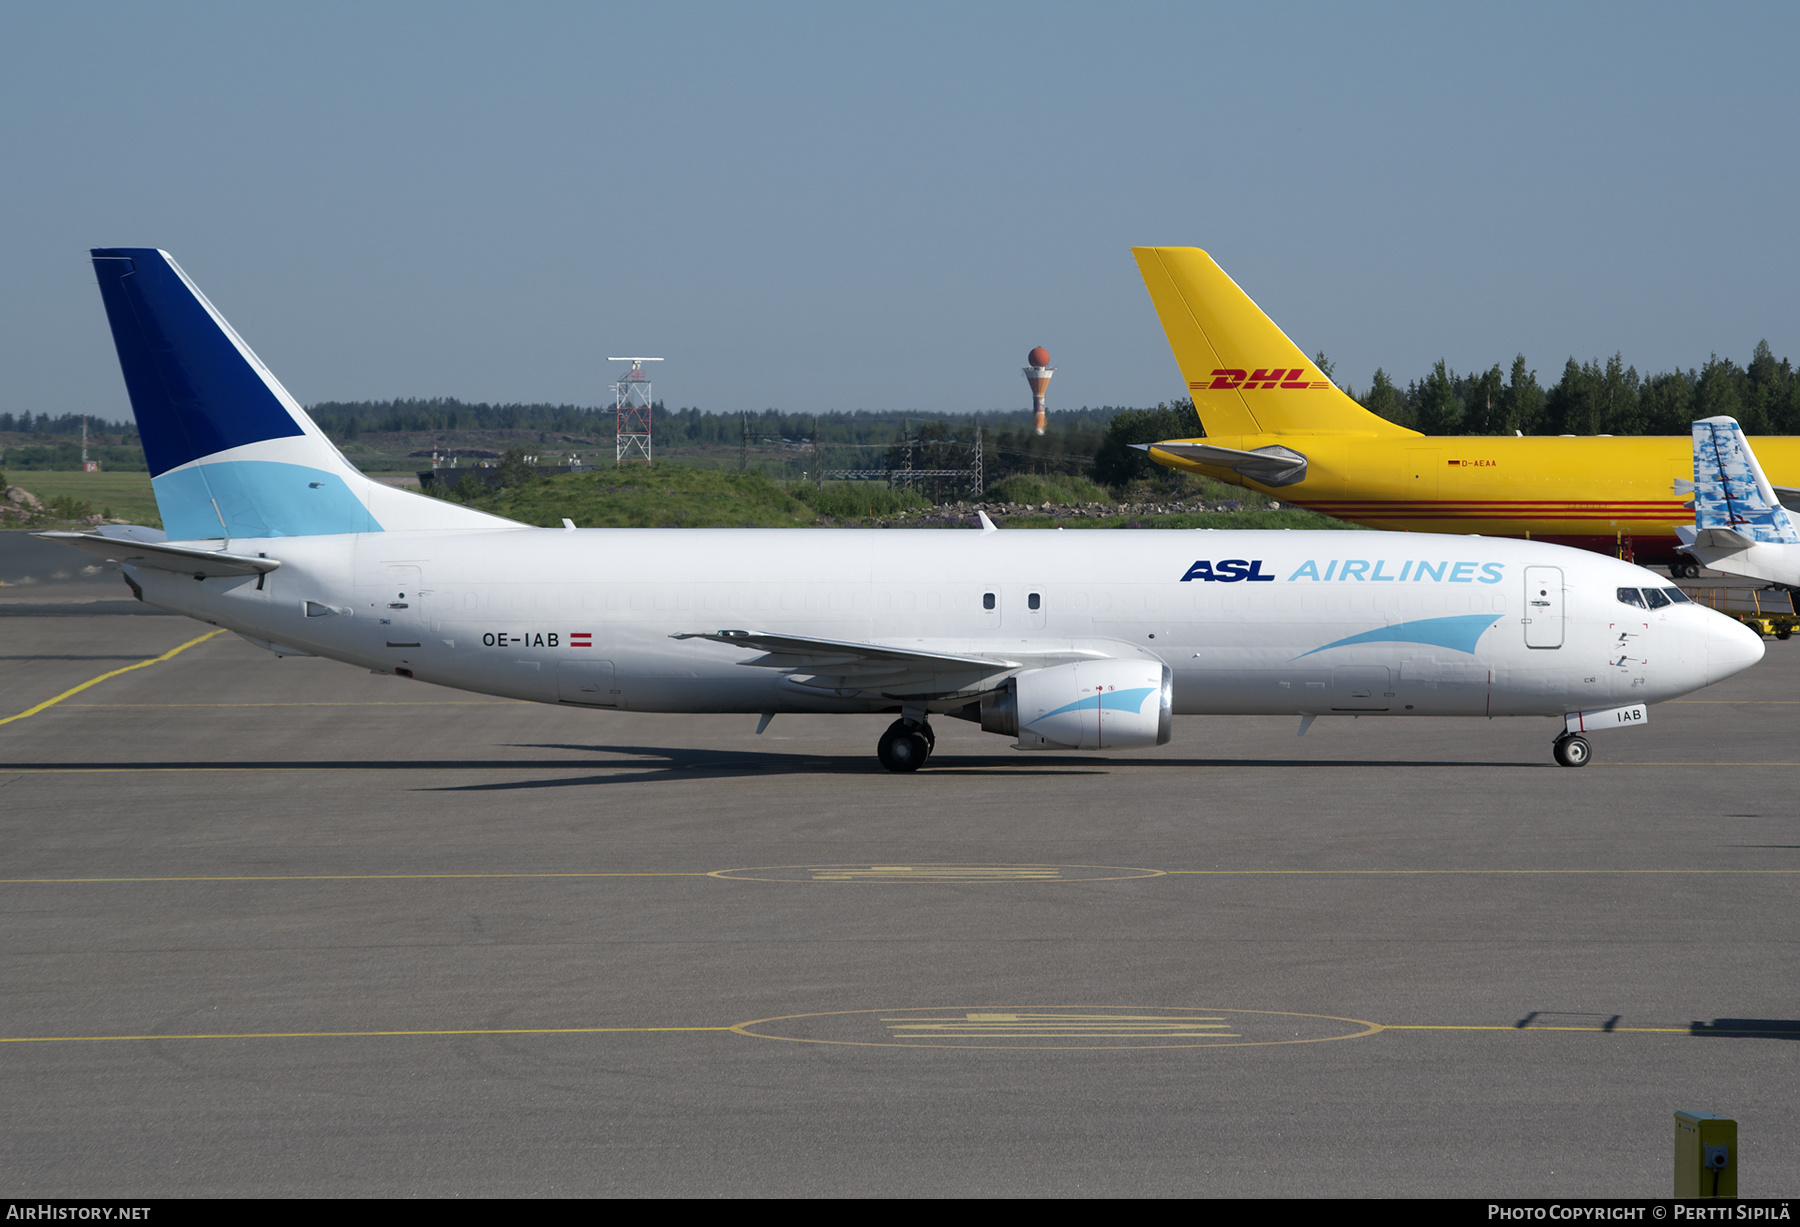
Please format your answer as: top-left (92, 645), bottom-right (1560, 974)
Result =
top-left (1552, 732), bottom-right (1592, 768)
top-left (877, 718), bottom-right (935, 772)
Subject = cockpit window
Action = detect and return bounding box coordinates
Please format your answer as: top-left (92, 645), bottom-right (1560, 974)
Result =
top-left (1642, 588), bottom-right (1672, 609)
top-left (1662, 587), bottom-right (1691, 603)
top-left (1617, 587), bottom-right (1647, 608)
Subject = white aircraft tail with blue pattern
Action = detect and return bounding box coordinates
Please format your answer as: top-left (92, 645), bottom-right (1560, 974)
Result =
top-left (90, 248), bottom-right (518, 541)
top-left (1675, 416), bottom-right (1800, 586)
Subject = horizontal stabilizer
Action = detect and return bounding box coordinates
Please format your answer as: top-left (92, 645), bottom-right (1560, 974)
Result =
top-left (36, 530), bottom-right (280, 577)
top-left (1136, 440), bottom-right (1308, 487)
top-left (1677, 525), bottom-right (1756, 551)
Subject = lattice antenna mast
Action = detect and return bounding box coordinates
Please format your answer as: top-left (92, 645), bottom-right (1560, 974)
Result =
top-left (609, 357), bottom-right (664, 467)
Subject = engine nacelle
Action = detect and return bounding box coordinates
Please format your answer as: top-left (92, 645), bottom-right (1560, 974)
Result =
top-left (981, 659), bottom-right (1172, 750)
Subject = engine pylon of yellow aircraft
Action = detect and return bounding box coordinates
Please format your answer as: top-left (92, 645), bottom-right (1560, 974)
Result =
top-left (1132, 246), bottom-right (1800, 570)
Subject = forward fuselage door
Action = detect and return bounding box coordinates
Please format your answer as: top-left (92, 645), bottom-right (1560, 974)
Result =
top-left (1523, 566), bottom-right (1564, 649)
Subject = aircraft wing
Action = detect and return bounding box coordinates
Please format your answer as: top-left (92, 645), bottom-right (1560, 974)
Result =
top-left (671, 629), bottom-right (1115, 700)
top-left (36, 530), bottom-right (281, 578)
top-left (672, 629), bottom-right (1014, 672)
top-left (1774, 486), bottom-right (1800, 511)
top-left (1133, 440), bottom-right (1308, 487)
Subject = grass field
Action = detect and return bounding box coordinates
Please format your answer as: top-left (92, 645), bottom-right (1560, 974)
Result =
top-left (2, 470), bottom-right (161, 527)
top-left (450, 465), bottom-right (830, 527)
top-left (446, 464), bottom-right (1352, 531)
top-left (1, 464), bottom-right (1351, 535)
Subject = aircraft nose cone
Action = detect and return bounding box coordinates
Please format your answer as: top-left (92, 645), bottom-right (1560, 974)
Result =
top-left (1706, 611), bottom-right (1765, 684)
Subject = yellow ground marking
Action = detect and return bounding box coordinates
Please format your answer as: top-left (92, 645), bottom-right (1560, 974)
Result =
top-left (1164, 869), bottom-right (1800, 875)
top-left (885, 1013), bottom-right (1240, 1039)
top-left (0, 629), bottom-right (226, 726)
top-left (2, 872), bottom-right (711, 883)
top-left (815, 866), bottom-right (1063, 881)
top-left (710, 863), bottom-right (1166, 883)
top-left (730, 1005), bottom-right (1382, 1050)
top-left (0, 1025), bottom-right (734, 1044)
top-left (0, 764), bottom-right (612, 774)
top-left (1380, 1025), bottom-right (1692, 1034)
top-left (67, 701), bottom-right (522, 708)
top-left (5, 867), bottom-right (1795, 885)
top-left (0, 767), bottom-right (468, 774)
top-left (3, 1016), bottom-right (1785, 1047)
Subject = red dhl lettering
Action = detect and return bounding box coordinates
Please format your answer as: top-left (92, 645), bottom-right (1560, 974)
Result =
top-left (1192, 367), bottom-right (1327, 391)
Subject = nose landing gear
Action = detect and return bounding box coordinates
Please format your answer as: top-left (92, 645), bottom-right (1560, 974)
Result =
top-left (877, 718), bottom-right (935, 772)
top-left (1552, 732), bottom-right (1592, 768)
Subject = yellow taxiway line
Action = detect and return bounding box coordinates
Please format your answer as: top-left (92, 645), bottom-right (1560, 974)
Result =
top-left (0, 629), bottom-right (226, 726)
top-left (0, 1026), bottom-right (735, 1044)
top-left (4, 867), bottom-right (1796, 884)
top-left (5, 1019), bottom-right (1787, 1046)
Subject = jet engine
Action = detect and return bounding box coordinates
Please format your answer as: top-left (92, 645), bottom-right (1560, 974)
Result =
top-left (979, 659), bottom-right (1173, 750)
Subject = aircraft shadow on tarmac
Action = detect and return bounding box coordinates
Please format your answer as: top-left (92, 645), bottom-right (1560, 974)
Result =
top-left (1688, 1018), bottom-right (1800, 1040)
top-left (420, 742), bottom-right (1535, 790)
top-left (0, 746), bottom-right (1539, 790)
top-left (1516, 1011), bottom-right (1800, 1040)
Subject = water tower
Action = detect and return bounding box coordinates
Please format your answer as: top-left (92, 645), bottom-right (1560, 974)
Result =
top-left (1023, 346), bottom-right (1053, 435)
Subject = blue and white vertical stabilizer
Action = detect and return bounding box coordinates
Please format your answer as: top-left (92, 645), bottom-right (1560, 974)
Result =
top-left (90, 248), bottom-right (518, 541)
top-left (1675, 416), bottom-right (1800, 586)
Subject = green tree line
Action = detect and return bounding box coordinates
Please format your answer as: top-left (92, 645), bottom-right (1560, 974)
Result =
top-left (1352, 341), bottom-right (1800, 436)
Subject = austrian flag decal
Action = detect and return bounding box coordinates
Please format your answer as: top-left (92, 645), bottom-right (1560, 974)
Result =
top-left (570, 632), bottom-right (592, 648)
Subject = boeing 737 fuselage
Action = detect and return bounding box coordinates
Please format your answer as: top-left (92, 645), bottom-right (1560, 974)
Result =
top-left (43, 248), bottom-right (1766, 770)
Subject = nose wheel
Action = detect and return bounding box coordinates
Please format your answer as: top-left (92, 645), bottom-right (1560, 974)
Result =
top-left (1552, 733), bottom-right (1591, 768)
top-left (877, 718), bottom-right (934, 772)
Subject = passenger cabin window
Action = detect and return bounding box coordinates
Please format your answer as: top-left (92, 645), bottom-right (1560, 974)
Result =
top-left (1028, 593), bottom-right (1041, 611)
top-left (982, 592), bottom-right (996, 610)
top-left (1616, 588), bottom-right (1647, 608)
top-left (1642, 588), bottom-right (1672, 609)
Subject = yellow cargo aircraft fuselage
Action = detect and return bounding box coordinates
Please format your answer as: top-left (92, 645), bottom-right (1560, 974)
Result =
top-left (1132, 246), bottom-right (1800, 566)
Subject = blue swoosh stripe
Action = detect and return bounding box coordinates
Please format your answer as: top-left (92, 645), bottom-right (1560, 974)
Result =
top-left (1035, 686), bottom-right (1157, 723)
top-left (1294, 614), bottom-right (1501, 659)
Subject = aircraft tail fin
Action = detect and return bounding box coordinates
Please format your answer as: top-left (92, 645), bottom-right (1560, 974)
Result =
top-left (89, 248), bottom-right (519, 540)
top-left (1131, 246), bottom-right (1417, 439)
top-left (1691, 416), bottom-right (1800, 545)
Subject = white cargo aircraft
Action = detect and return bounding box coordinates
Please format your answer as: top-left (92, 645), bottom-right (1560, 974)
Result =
top-left (1675, 416), bottom-right (1800, 589)
top-left (43, 249), bottom-right (1764, 770)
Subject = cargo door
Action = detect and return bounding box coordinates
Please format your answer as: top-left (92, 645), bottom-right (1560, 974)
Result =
top-left (1405, 449), bottom-right (1441, 498)
top-left (1524, 566), bottom-right (1564, 649)
top-left (1331, 666), bottom-right (1392, 710)
top-left (558, 659), bottom-right (620, 707)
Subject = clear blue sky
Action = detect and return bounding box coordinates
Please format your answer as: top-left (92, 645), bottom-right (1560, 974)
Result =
top-left (3, 2), bottom-right (1796, 421)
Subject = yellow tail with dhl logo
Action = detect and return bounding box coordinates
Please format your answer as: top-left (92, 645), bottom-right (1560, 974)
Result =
top-left (1131, 245), bottom-right (1800, 569)
top-left (1134, 246), bottom-right (1417, 439)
